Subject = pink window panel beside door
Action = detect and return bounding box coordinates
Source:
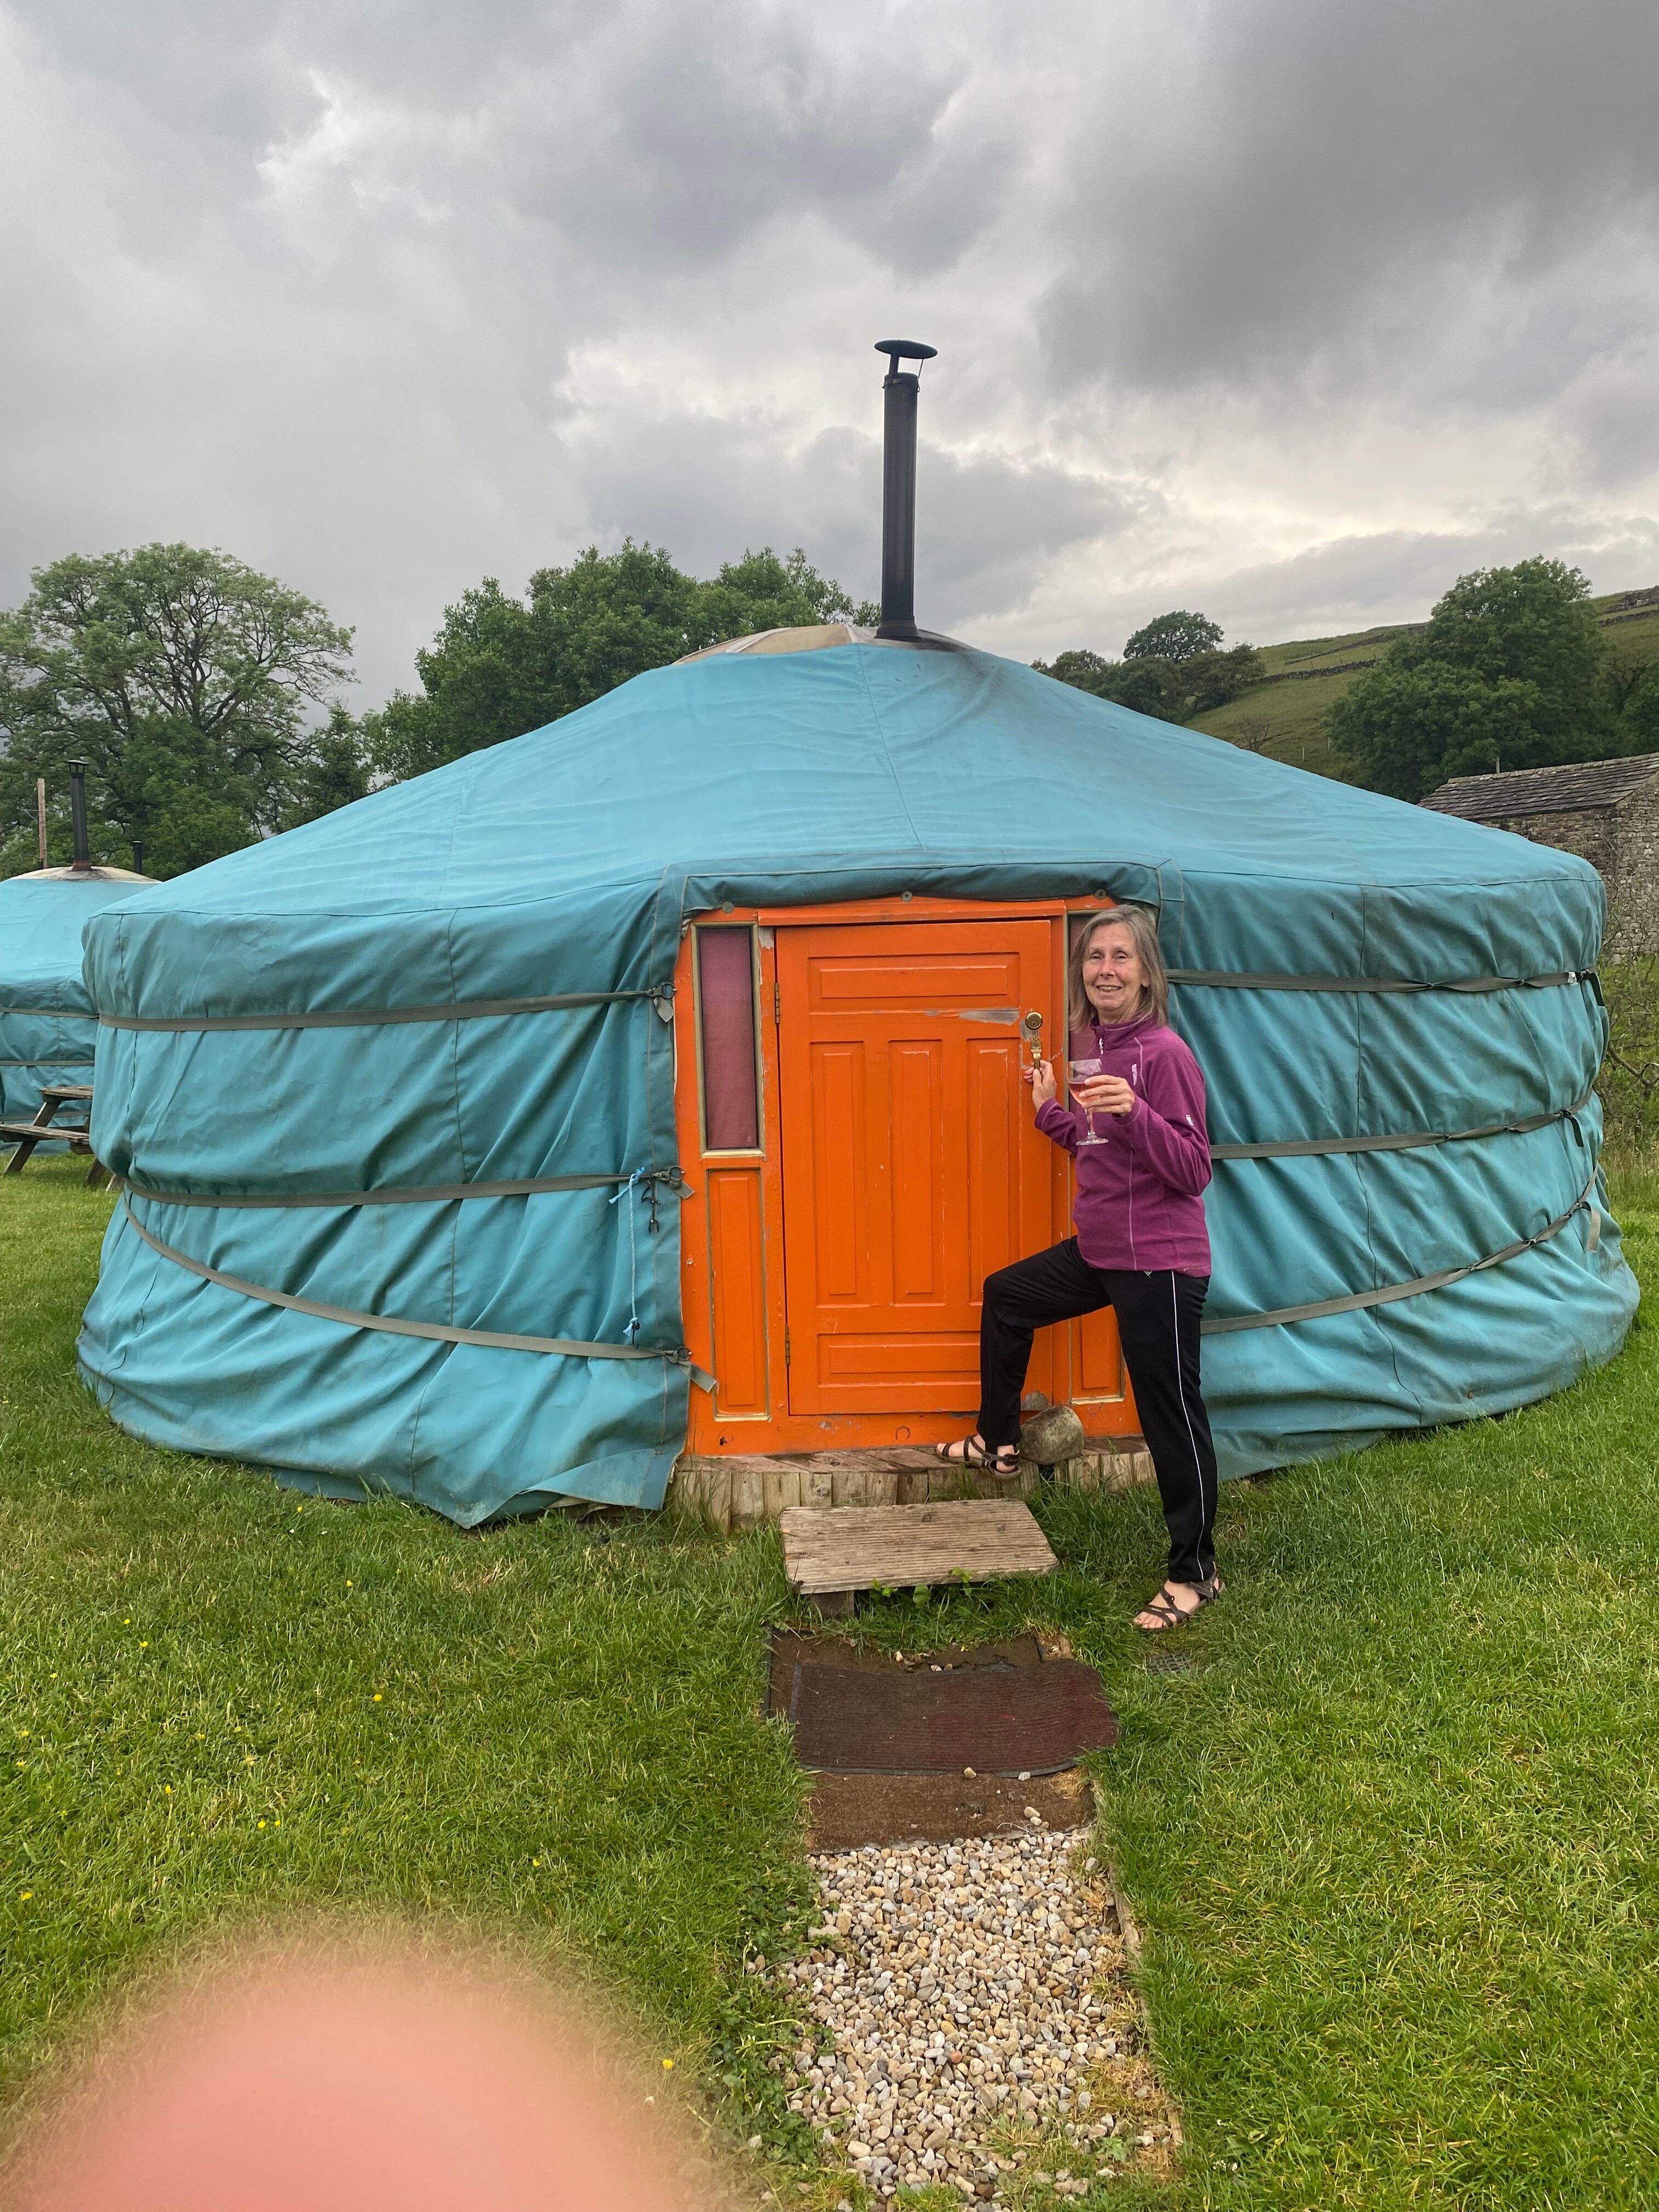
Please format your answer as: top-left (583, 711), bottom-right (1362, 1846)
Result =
top-left (698, 928), bottom-right (760, 1152)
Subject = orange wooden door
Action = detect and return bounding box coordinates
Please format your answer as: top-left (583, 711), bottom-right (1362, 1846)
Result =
top-left (776, 920), bottom-right (1055, 1415)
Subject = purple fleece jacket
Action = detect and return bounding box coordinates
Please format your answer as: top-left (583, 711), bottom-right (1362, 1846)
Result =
top-left (1034, 1011), bottom-right (1212, 1274)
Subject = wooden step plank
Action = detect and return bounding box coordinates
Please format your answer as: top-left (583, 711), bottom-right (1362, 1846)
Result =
top-left (779, 1498), bottom-right (1058, 1596)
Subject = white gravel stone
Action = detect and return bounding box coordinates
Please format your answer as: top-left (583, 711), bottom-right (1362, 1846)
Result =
top-left (781, 1826), bottom-right (1144, 2200)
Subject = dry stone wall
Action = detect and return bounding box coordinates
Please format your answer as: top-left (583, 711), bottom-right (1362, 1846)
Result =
top-left (1476, 794), bottom-right (1659, 958)
top-left (1611, 787), bottom-right (1659, 958)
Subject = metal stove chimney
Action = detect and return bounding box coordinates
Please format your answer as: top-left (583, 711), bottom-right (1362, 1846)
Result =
top-left (69, 761), bottom-right (91, 873)
top-left (874, 339), bottom-right (937, 641)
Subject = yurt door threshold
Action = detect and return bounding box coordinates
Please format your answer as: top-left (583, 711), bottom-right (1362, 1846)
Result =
top-left (673, 895), bottom-right (1142, 1457)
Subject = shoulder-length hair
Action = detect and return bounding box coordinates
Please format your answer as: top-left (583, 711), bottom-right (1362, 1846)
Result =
top-left (1066, 906), bottom-right (1169, 1031)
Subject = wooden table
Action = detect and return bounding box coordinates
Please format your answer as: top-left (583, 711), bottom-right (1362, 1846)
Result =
top-left (2, 1086), bottom-right (109, 1187)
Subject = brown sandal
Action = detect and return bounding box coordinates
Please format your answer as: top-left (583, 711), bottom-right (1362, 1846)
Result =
top-left (1133, 1577), bottom-right (1223, 1633)
top-left (933, 1435), bottom-right (1020, 1477)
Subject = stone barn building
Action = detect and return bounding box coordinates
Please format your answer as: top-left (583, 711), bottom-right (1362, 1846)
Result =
top-left (1422, 755), bottom-right (1659, 958)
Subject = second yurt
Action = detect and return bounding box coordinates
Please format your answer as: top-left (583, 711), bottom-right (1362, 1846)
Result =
top-left (1, 862), bottom-right (154, 1131)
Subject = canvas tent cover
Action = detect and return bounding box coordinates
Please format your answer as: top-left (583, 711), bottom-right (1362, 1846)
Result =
top-left (77, 644), bottom-right (1637, 1522)
top-left (1, 870), bottom-right (153, 1128)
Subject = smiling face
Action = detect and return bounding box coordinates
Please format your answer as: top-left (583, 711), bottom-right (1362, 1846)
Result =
top-left (1081, 919), bottom-right (1147, 1026)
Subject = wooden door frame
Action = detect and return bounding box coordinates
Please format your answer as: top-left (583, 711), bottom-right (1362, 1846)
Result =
top-left (674, 893), bottom-right (1140, 1455)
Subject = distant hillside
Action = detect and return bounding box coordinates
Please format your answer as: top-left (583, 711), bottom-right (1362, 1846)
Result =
top-left (1188, 584), bottom-right (1659, 778)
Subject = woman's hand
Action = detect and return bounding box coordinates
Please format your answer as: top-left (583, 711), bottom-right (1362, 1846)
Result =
top-left (1076, 1073), bottom-right (1136, 1118)
top-left (1023, 1058), bottom-right (1058, 1108)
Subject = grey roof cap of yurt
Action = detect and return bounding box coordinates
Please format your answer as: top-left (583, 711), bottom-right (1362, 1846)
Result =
top-left (677, 623), bottom-right (969, 662)
top-left (14, 865), bottom-right (155, 883)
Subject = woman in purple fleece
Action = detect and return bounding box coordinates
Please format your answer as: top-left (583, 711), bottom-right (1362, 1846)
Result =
top-left (936, 906), bottom-right (1221, 1632)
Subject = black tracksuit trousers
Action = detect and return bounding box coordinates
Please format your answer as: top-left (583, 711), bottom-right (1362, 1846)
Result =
top-left (979, 1239), bottom-right (1218, 1587)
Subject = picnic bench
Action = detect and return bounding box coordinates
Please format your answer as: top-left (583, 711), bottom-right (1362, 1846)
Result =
top-left (2, 1085), bottom-right (109, 1187)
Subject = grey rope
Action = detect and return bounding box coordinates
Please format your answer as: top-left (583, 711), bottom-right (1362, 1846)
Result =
top-left (609, 1169), bottom-right (646, 1345)
top-left (1201, 1174), bottom-right (1597, 1335)
top-left (119, 1195), bottom-right (715, 1389)
top-left (99, 985), bottom-right (675, 1034)
top-left (117, 1167), bottom-right (692, 1210)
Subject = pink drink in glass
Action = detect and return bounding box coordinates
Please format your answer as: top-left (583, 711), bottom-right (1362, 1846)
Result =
top-left (1069, 1057), bottom-right (1107, 1145)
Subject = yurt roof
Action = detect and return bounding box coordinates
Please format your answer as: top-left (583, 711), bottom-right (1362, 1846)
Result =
top-left (2, 867), bottom-right (157, 1012)
top-left (85, 639), bottom-right (1602, 1022)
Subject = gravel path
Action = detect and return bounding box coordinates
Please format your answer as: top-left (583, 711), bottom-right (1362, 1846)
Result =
top-left (777, 1819), bottom-right (1177, 2201)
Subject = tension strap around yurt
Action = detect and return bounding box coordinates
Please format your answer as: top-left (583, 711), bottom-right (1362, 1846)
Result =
top-left (1202, 1173), bottom-right (1598, 1336)
top-left (99, 983), bottom-right (675, 1032)
top-left (1209, 1094), bottom-right (1592, 1161)
top-left (117, 1198), bottom-right (716, 1387)
top-left (1167, 968), bottom-right (1590, 994)
top-left (115, 1103), bottom-right (1589, 1201)
top-left (93, 967), bottom-right (1593, 1037)
top-left (115, 1167), bottom-right (692, 1210)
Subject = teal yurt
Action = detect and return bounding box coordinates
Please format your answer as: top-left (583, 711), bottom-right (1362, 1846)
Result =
top-left (77, 634), bottom-right (1635, 1522)
top-left (1, 865), bottom-right (155, 1132)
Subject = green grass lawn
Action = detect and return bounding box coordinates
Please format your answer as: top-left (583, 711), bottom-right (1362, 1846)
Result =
top-left (0, 1160), bottom-right (817, 2168)
top-left (1098, 1173), bottom-right (1659, 2209)
top-left (1187, 673), bottom-right (1363, 780)
top-left (4, 1160), bottom-right (1659, 2208)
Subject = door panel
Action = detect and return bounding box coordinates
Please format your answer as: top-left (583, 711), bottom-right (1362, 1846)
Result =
top-left (707, 1168), bottom-right (768, 1417)
top-left (889, 1040), bottom-right (944, 1301)
top-left (778, 921), bottom-right (1054, 1415)
top-left (809, 1042), bottom-right (867, 1303)
top-left (967, 1037), bottom-right (1023, 1289)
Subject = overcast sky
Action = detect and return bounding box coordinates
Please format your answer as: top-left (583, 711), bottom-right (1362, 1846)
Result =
top-left (3, 0), bottom-right (1657, 703)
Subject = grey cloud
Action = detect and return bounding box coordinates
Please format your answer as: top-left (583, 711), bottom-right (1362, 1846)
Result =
top-left (1207, 515), bottom-right (1659, 647)
top-left (11, 0), bottom-right (1014, 279)
top-left (500, 11), bottom-right (1011, 278)
top-left (1, 0), bottom-right (1655, 713)
top-left (1042, 0), bottom-right (1659, 401)
top-left (558, 408), bottom-right (1130, 637)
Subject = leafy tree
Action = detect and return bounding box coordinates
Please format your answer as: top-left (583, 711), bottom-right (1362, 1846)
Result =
top-left (1182, 644), bottom-right (1265, 714)
top-left (1329, 558), bottom-right (1607, 799)
top-left (1032, 636), bottom-right (1262, 725)
top-left (1031, 648), bottom-right (1183, 721)
top-left (278, 706), bottom-right (373, 832)
top-left (0, 544), bottom-right (354, 877)
top-left (1093, 658), bottom-right (1187, 721)
top-left (1031, 648), bottom-right (1117, 695)
top-left (366, 543), bottom-right (876, 785)
top-left (1122, 610), bottom-right (1224, 664)
top-left (1599, 651), bottom-right (1659, 754)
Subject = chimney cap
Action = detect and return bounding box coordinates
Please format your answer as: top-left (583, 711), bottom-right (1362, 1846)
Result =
top-left (874, 338), bottom-right (937, 373)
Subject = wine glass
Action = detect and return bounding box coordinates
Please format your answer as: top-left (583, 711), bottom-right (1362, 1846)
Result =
top-left (1069, 1057), bottom-right (1107, 1145)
